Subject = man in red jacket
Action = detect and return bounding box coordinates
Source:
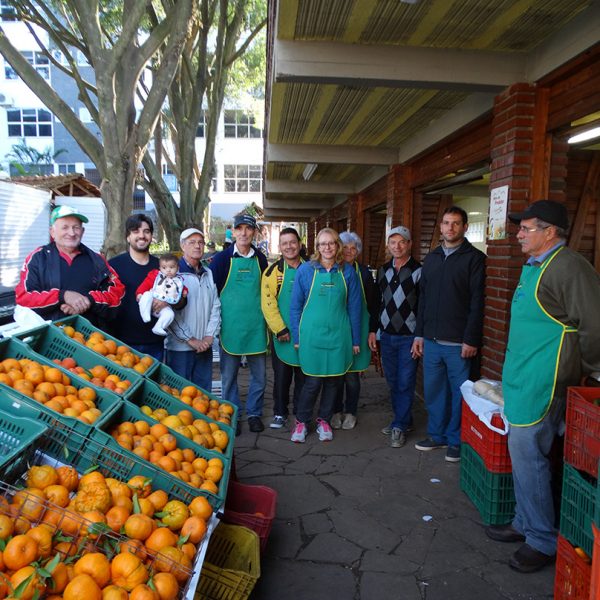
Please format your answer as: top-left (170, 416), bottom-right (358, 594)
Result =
top-left (16, 205), bottom-right (124, 325)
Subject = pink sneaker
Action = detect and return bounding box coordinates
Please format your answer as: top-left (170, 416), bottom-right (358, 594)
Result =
top-left (316, 418), bottom-right (333, 441)
top-left (291, 420), bottom-right (307, 443)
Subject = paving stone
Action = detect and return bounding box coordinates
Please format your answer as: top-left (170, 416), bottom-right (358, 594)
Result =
top-left (328, 507), bottom-right (399, 552)
top-left (283, 454), bottom-right (323, 474)
top-left (423, 569), bottom-right (509, 600)
top-left (265, 518), bottom-right (303, 559)
top-left (301, 512), bottom-right (332, 536)
top-left (360, 549), bottom-right (419, 575)
top-left (298, 532), bottom-right (363, 564)
top-left (320, 474), bottom-right (382, 498)
top-left (360, 572), bottom-right (422, 600)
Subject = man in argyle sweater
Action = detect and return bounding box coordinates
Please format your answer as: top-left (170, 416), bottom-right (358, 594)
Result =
top-left (368, 226), bottom-right (421, 449)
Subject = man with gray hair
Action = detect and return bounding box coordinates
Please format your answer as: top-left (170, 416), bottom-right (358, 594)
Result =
top-left (368, 226), bottom-right (421, 448)
top-left (165, 227), bottom-right (221, 393)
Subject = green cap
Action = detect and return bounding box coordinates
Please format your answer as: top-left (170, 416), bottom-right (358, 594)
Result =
top-left (50, 205), bottom-right (89, 225)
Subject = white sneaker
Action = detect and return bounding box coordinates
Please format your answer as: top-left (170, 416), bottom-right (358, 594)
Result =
top-left (291, 421), bottom-right (307, 443)
top-left (270, 415), bottom-right (286, 429)
top-left (330, 412), bottom-right (343, 429)
top-left (316, 418), bottom-right (333, 441)
top-left (152, 326), bottom-right (167, 336)
top-left (342, 414), bottom-right (357, 430)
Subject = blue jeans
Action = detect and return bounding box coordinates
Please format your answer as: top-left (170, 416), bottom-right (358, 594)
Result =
top-left (296, 375), bottom-right (342, 424)
top-left (422, 339), bottom-right (471, 447)
top-left (380, 333), bottom-right (418, 430)
top-left (334, 371), bottom-right (360, 415)
top-left (166, 349), bottom-right (212, 392)
top-left (220, 348), bottom-right (266, 417)
top-left (509, 413), bottom-right (560, 555)
top-left (131, 341), bottom-right (164, 362)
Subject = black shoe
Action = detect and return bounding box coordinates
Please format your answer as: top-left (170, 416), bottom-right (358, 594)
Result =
top-left (236, 421), bottom-right (242, 437)
top-left (485, 524), bottom-right (526, 543)
top-left (248, 417), bottom-right (264, 433)
top-left (509, 543), bottom-right (555, 573)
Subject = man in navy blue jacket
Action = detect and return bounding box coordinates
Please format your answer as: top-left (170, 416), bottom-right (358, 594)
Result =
top-left (411, 206), bottom-right (486, 463)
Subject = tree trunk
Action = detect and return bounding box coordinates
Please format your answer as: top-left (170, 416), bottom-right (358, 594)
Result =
top-left (101, 164), bottom-right (136, 258)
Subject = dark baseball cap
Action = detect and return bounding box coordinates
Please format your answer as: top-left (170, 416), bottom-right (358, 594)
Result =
top-left (508, 200), bottom-right (569, 230)
top-left (234, 213), bottom-right (257, 229)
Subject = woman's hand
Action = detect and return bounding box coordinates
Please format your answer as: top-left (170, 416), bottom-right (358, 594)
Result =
top-left (352, 345), bottom-right (360, 355)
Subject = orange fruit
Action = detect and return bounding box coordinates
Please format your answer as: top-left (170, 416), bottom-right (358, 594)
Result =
top-left (47, 560), bottom-right (69, 594)
top-left (128, 475), bottom-right (152, 498)
top-left (180, 515), bottom-right (207, 544)
top-left (56, 465), bottom-right (79, 491)
top-left (124, 513), bottom-right (155, 541)
top-left (45, 367), bottom-right (64, 383)
top-left (106, 505), bottom-right (131, 533)
top-left (110, 552), bottom-right (149, 591)
top-left (144, 527), bottom-right (178, 554)
top-left (189, 496), bottom-right (213, 520)
top-left (25, 524), bottom-right (53, 557)
top-left (151, 572), bottom-right (180, 600)
top-left (102, 585), bottom-right (129, 600)
top-left (147, 490), bottom-right (169, 511)
top-left (79, 470), bottom-right (105, 487)
top-left (27, 465), bottom-right (58, 490)
top-left (119, 538), bottom-right (147, 561)
top-left (154, 546), bottom-right (192, 583)
top-left (44, 484), bottom-right (70, 507)
top-left (13, 487), bottom-right (46, 520)
top-left (0, 513), bottom-right (15, 539)
top-left (10, 565), bottom-right (45, 599)
top-left (78, 386), bottom-right (97, 403)
top-left (130, 583), bottom-right (159, 600)
top-left (3, 534), bottom-right (39, 570)
top-left (64, 573), bottom-right (103, 600)
top-left (74, 552), bottom-right (111, 587)
top-left (200, 480), bottom-right (218, 494)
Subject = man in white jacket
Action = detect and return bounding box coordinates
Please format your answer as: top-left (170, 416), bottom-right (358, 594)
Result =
top-left (165, 228), bottom-right (221, 392)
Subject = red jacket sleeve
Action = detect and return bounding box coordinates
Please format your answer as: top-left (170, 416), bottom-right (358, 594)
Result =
top-left (15, 247), bottom-right (60, 314)
top-left (135, 269), bottom-right (159, 296)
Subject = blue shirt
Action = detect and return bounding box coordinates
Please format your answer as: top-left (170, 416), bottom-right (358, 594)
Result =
top-left (527, 241), bottom-right (565, 266)
top-left (289, 260), bottom-right (362, 346)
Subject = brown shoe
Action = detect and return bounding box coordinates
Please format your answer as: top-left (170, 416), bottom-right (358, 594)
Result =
top-left (485, 524), bottom-right (525, 543)
top-left (509, 543), bottom-right (555, 573)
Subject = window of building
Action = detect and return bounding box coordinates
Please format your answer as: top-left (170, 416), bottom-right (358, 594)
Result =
top-left (4, 51), bottom-right (50, 80)
top-left (7, 108), bottom-right (52, 137)
top-left (57, 164), bottom-right (77, 175)
top-left (224, 110), bottom-right (262, 138)
top-left (0, 1), bottom-right (17, 21)
top-left (223, 164), bottom-right (262, 192)
top-left (162, 164), bottom-right (179, 192)
top-left (196, 110), bottom-right (208, 138)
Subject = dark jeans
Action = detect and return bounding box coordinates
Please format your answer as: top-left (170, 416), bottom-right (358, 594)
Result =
top-left (272, 348), bottom-right (305, 418)
top-left (296, 375), bottom-right (343, 424)
top-left (166, 348), bottom-right (213, 392)
top-left (131, 341), bottom-right (165, 362)
top-left (334, 371), bottom-right (360, 415)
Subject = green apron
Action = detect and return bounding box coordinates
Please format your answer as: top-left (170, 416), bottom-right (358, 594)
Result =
top-left (273, 262), bottom-right (300, 366)
top-left (220, 256), bottom-right (268, 356)
top-left (348, 262), bottom-right (371, 372)
top-left (503, 247), bottom-right (577, 426)
top-left (298, 268), bottom-right (353, 377)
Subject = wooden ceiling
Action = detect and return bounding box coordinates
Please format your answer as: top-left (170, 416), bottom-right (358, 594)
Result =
top-left (264, 0), bottom-right (599, 220)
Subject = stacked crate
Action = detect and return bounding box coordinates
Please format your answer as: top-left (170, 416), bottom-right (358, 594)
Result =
top-left (459, 398), bottom-right (516, 525)
top-left (555, 387), bottom-right (600, 599)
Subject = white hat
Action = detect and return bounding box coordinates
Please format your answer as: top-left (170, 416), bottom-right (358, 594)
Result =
top-left (387, 226), bottom-right (411, 241)
top-left (180, 228), bottom-right (205, 243)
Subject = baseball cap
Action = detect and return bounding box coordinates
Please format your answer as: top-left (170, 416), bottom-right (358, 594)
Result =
top-left (234, 213), bottom-right (257, 229)
top-left (206, 241), bottom-right (216, 249)
top-left (50, 205), bottom-right (88, 225)
top-left (180, 227), bottom-right (205, 243)
top-left (508, 200), bottom-right (569, 230)
top-left (387, 226), bottom-right (411, 241)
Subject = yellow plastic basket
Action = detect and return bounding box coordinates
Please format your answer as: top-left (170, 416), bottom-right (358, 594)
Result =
top-left (196, 523), bottom-right (261, 600)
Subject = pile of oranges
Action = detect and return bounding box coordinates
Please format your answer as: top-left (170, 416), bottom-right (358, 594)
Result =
top-left (62, 326), bottom-right (154, 374)
top-left (0, 463), bottom-right (215, 599)
top-left (157, 384), bottom-right (234, 428)
top-left (109, 420), bottom-right (224, 494)
top-left (52, 358), bottom-right (133, 395)
top-left (138, 406), bottom-right (230, 453)
top-left (0, 357), bottom-right (102, 424)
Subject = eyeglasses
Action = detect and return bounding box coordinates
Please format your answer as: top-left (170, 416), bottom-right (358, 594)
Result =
top-left (518, 225), bottom-right (550, 234)
top-left (186, 240), bottom-right (205, 246)
top-left (318, 241), bottom-right (336, 247)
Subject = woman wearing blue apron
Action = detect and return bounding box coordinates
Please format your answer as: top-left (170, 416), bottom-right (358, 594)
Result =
top-left (289, 228), bottom-right (362, 443)
top-left (331, 232), bottom-right (379, 430)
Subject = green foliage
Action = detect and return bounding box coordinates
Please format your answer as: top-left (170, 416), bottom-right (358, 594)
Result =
top-left (4, 138), bottom-right (66, 175)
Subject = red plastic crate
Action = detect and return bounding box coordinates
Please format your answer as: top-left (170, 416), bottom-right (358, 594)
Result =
top-left (564, 387), bottom-right (600, 478)
top-left (554, 534), bottom-right (591, 600)
top-left (221, 480), bottom-right (277, 553)
top-left (460, 399), bottom-right (511, 473)
top-left (590, 523), bottom-right (600, 600)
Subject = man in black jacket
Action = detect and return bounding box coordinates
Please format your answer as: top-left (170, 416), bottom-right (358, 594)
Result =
top-left (411, 206), bottom-right (485, 462)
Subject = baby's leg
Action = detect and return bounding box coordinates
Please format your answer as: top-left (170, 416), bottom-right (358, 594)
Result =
top-left (138, 291), bottom-right (154, 323)
top-left (152, 306), bottom-right (175, 336)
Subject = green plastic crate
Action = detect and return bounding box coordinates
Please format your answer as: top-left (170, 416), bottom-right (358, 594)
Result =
top-left (148, 362), bottom-right (238, 425)
top-left (0, 337), bottom-right (121, 448)
top-left (126, 378), bottom-right (234, 461)
top-left (196, 523), bottom-right (260, 600)
top-left (560, 463), bottom-right (596, 557)
top-left (15, 324), bottom-right (143, 398)
top-left (91, 401), bottom-right (230, 511)
top-left (52, 314), bottom-right (158, 377)
top-left (460, 442), bottom-right (515, 525)
top-left (0, 404), bottom-right (47, 468)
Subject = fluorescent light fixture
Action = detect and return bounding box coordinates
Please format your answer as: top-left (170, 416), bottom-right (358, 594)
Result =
top-left (401, 0), bottom-right (419, 3)
top-left (568, 126), bottom-right (600, 144)
top-left (303, 163), bottom-right (318, 181)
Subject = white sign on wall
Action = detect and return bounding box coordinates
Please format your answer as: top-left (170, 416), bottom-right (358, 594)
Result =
top-left (488, 185), bottom-right (509, 240)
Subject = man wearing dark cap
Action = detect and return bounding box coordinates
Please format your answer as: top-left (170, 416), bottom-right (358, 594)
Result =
top-left (16, 205), bottom-right (124, 325)
top-left (486, 200), bottom-right (600, 573)
top-left (210, 213), bottom-right (268, 434)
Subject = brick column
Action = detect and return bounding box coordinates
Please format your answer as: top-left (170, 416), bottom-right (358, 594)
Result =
top-left (482, 83), bottom-right (550, 379)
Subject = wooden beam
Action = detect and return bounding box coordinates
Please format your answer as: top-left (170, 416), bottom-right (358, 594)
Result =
top-left (596, 192), bottom-right (600, 272)
top-left (429, 195), bottom-right (452, 252)
top-left (569, 154), bottom-right (600, 251)
top-left (530, 87), bottom-right (550, 201)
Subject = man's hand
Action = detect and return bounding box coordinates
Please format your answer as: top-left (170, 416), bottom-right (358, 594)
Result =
top-left (63, 291), bottom-right (91, 314)
top-left (352, 345), bottom-right (361, 355)
top-left (461, 343), bottom-right (478, 358)
top-left (368, 332), bottom-right (377, 352)
top-left (60, 303), bottom-right (76, 315)
top-left (277, 332), bottom-right (291, 343)
top-left (411, 338), bottom-right (423, 359)
top-left (151, 299), bottom-right (168, 313)
top-left (188, 336), bottom-right (213, 353)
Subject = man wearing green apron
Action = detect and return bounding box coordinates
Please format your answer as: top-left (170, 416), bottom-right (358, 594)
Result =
top-left (209, 213), bottom-right (268, 434)
top-left (485, 200), bottom-right (600, 573)
top-left (261, 227), bottom-right (305, 429)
